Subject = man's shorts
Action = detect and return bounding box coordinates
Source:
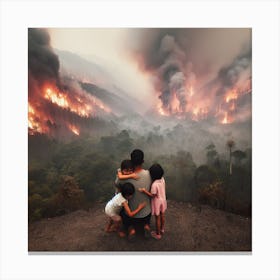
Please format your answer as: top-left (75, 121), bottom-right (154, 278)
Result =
top-left (120, 208), bottom-right (151, 229)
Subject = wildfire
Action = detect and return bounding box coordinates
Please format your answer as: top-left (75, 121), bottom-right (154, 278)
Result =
top-left (68, 124), bottom-right (80, 136)
top-left (28, 80), bottom-right (115, 137)
top-left (225, 90), bottom-right (238, 103)
top-left (170, 94), bottom-right (180, 113)
top-left (45, 88), bottom-right (69, 108)
top-left (157, 103), bottom-right (169, 116)
top-left (43, 86), bottom-right (92, 117)
top-left (191, 107), bottom-right (209, 121)
top-left (28, 103), bottom-right (48, 134)
top-left (154, 79), bottom-right (251, 125)
top-left (222, 113), bottom-right (228, 124)
top-left (192, 107), bottom-right (199, 116)
top-left (221, 112), bottom-right (233, 124)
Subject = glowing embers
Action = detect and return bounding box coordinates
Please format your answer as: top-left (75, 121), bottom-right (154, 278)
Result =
top-left (44, 86), bottom-right (92, 117)
top-left (170, 93), bottom-right (181, 114)
top-left (68, 124), bottom-right (80, 136)
top-left (191, 107), bottom-right (209, 121)
top-left (220, 88), bottom-right (239, 124)
top-left (221, 112), bottom-right (234, 124)
top-left (28, 103), bottom-right (49, 134)
top-left (45, 88), bottom-right (69, 108)
top-left (157, 104), bottom-right (169, 116)
top-left (225, 89), bottom-right (238, 103)
top-left (222, 112), bottom-right (229, 124)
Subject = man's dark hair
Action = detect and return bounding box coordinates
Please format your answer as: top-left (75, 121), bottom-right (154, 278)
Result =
top-left (149, 163), bottom-right (164, 182)
top-left (120, 159), bottom-right (134, 171)
top-left (120, 182), bottom-right (135, 198)
top-left (130, 149), bottom-right (144, 166)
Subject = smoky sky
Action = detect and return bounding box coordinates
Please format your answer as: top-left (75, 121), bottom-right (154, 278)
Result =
top-left (215, 48), bottom-right (252, 96)
top-left (125, 28), bottom-right (252, 118)
top-left (28, 28), bottom-right (60, 88)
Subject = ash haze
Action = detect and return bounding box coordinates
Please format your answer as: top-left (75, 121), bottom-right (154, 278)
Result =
top-left (28, 28), bottom-right (252, 228)
top-left (50, 28), bottom-right (251, 122)
top-left (29, 28), bottom-right (252, 164)
top-left (49, 28), bottom-right (156, 105)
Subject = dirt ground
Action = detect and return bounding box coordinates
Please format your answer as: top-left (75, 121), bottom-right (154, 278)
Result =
top-left (28, 200), bottom-right (251, 252)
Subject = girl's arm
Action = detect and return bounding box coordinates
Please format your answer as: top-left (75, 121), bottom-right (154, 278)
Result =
top-left (122, 201), bottom-right (146, 217)
top-left (117, 170), bottom-right (139, 180)
top-left (138, 188), bottom-right (156, 198)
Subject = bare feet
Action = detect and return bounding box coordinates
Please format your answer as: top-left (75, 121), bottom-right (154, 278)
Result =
top-left (105, 225), bottom-right (112, 232)
top-left (105, 224), bottom-right (117, 232)
top-left (144, 224), bottom-right (151, 239)
top-left (118, 231), bottom-right (126, 238)
top-left (151, 231), bottom-right (162, 240)
top-left (128, 228), bottom-right (136, 242)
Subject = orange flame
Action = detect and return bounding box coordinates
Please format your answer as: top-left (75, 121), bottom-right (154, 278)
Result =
top-left (191, 106), bottom-right (209, 121)
top-left (68, 124), bottom-right (80, 135)
top-left (170, 94), bottom-right (181, 113)
top-left (221, 112), bottom-right (233, 124)
top-left (225, 90), bottom-right (238, 103)
top-left (44, 86), bottom-right (92, 117)
top-left (28, 103), bottom-right (49, 134)
top-left (155, 79), bottom-right (251, 124)
top-left (222, 113), bottom-right (229, 124)
top-left (157, 104), bottom-right (169, 116)
top-left (28, 81), bottom-right (114, 136)
top-left (45, 88), bottom-right (69, 108)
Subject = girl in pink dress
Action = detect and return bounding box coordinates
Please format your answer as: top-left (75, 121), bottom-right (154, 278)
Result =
top-left (139, 163), bottom-right (167, 240)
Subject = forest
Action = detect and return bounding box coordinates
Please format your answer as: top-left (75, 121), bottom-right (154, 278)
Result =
top-left (28, 128), bottom-right (251, 222)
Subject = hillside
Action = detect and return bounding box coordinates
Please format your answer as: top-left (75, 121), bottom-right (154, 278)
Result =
top-left (28, 200), bottom-right (251, 252)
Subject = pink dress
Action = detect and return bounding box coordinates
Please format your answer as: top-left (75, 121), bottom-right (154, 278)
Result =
top-left (151, 177), bottom-right (167, 216)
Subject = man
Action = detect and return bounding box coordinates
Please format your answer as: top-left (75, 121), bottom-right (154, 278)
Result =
top-left (115, 149), bottom-right (152, 240)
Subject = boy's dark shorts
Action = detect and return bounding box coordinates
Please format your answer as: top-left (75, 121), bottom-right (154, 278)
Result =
top-left (120, 208), bottom-right (151, 230)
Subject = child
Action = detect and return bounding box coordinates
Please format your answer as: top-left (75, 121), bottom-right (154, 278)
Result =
top-left (139, 163), bottom-right (167, 240)
top-left (105, 182), bottom-right (146, 234)
top-left (117, 159), bottom-right (139, 180)
top-left (115, 159), bottom-right (139, 193)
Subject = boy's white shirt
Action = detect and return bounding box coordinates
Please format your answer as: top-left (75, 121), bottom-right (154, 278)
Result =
top-left (105, 193), bottom-right (127, 217)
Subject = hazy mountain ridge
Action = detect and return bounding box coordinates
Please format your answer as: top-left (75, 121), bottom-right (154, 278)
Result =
top-left (80, 82), bottom-right (141, 117)
top-left (54, 48), bottom-right (251, 163)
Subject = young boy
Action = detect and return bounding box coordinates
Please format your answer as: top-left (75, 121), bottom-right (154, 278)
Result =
top-left (105, 183), bottom-right (146, 233)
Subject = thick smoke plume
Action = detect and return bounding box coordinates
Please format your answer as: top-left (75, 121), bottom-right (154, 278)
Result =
top-left (156, 34), bottom-right (193, 113)
top-left (28, 28), bottom-right (111, 138)
top-left (126, 28), bottom-right (252, 123)
top-left (215, 49), bottom-right (252, 96)
top-left (28, 28), bottom-right (60, 93)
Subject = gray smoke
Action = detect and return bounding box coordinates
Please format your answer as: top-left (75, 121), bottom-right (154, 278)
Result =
top-left (126, 28), bottom-right (251, 120)
top-left (28, 28), bottom-right (60, 91)
top-left (216, 49), bottom-right (251, 96)
top-left (154, 34), bottom-right (194, 113)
